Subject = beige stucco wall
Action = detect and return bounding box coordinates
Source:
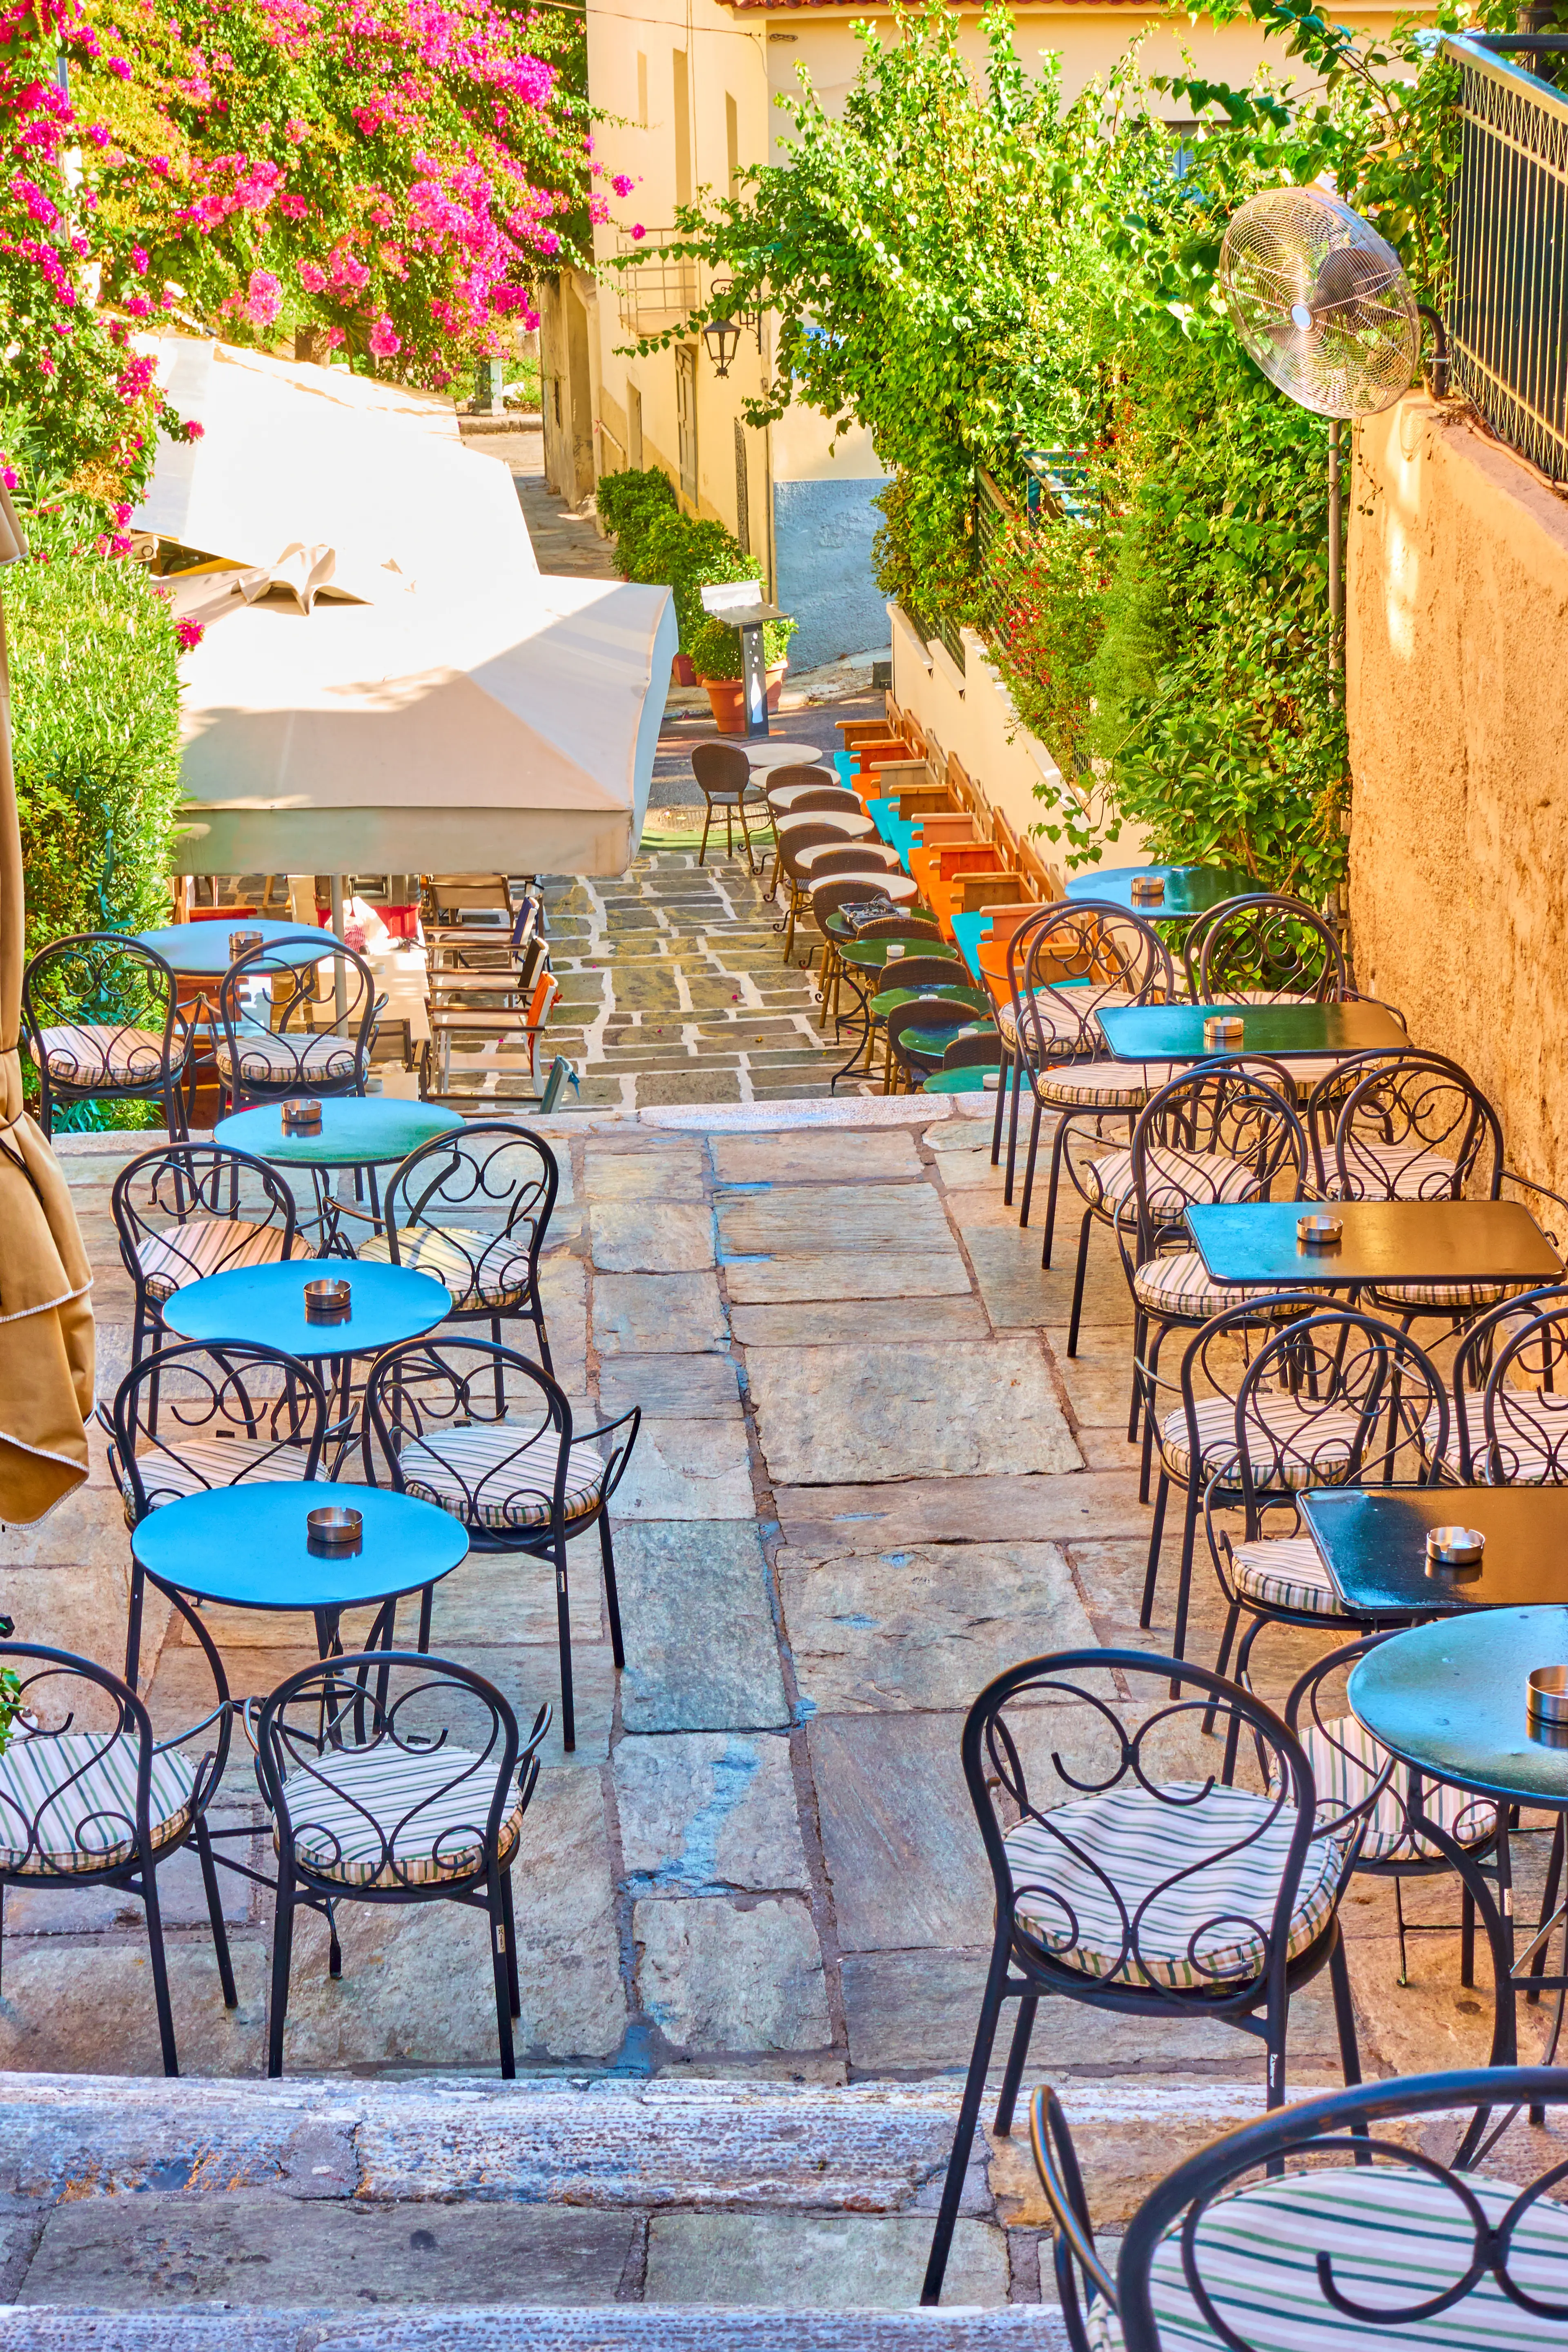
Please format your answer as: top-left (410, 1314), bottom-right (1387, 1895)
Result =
top-left (1348, 394), bottom-right (1568, 1198)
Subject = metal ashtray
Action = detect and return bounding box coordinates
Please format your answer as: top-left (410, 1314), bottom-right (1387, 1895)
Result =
top-left (1528, 1665), bottom-right (1568, 1730)
top-left (303, 1277), bottom-right (351, 1325)
top-left (281, 1097), bottom-right (323, 1135)
top-left (229, 929), bottom-right (263, 961)
top-left (307, 1505), bottom-right (363, 1556)
top-left (1203, 1014), bottom-right (1245, 1050)
top-left (1131, 875), bottom-right (1166, 906)
top-left (1426, 1525), bottom-right (1486, 1570)
top-left (1297, 1214), bottom-right (1344, 1250)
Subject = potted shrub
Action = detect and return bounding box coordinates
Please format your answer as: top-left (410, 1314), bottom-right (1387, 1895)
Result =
top-left (596, 469), bottom-right (698, 679)
top-left (689, 608), bottom-right (795, 734)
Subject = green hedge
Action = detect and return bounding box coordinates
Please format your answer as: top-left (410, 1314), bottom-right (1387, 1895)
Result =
top-left (599, 468), bottom-right (795, 670)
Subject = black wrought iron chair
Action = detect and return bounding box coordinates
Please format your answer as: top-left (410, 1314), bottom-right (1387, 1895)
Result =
top-left (215, 933), bottom-right (381, 1112)
top-left (361, 1338), bottom-right (640, 1754)
top-left (691, 740), bottom-right (768, 871)
top-left (107, 1339), bottom-right (327, 1684)
top-left (1088, 1063), bottom-right (1306, 1477)
top-left (251, 1649), bottom-right (550, 2078)
top-left (22, 931), bottom-right (192, 1138)
top-left (919, 1646), bottom-right (1369, 2306)
top-left (110, 1141), bottom-right (304, 1368)
top-left (1031, 2067), bottom-right (1568, 2352)
top-left (1145, 1298), bottom-right (1449, 1679)
top-left (357, 1122), bottom-right (559, 1375)
top-left (0, 1633), bottom-right (236, 2075)
top-left (1187, 891), bottom-right (1347, 1004)
top-left (1001, 902), bottom-right (1175, 1261)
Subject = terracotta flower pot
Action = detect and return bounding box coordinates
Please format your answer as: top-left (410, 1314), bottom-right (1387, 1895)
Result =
top-left (697, 665), bottom-right (787, 736)
top-left (671, 653), bottom-right (696, 687)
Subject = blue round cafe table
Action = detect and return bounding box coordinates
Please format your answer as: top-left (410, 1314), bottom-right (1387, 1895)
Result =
top-left (127, 1482), bottom-right (468, 1686)
top-left (1063, 863), bottom-right (1252, 924)
top-left (1349, 1607), bottom-right (1568, 2155)
top-left (161, 1257), bottom-right (451, 1361)
top-left (134, 920), bottom-right (345, 976)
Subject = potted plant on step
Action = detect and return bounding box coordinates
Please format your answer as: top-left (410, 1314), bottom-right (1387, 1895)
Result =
top-left (689, 607), bottom-right (795, 733)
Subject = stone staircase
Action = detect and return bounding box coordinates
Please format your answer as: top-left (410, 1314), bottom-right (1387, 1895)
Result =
top-left (0, 2071), bottom-right (1285, 2345)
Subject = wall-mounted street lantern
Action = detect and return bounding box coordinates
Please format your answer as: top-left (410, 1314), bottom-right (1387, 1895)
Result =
top-left (701, 312), bottom-right (742, 378)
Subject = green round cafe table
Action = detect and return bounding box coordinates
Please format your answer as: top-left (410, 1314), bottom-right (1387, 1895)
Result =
top-left (215, 1096), bottom-right (465, 1255)
top-left (1349, 1607), bottom-right (1568, 2154)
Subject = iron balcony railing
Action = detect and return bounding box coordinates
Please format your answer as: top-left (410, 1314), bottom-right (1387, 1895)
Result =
top-left (615, 230), bottom-right (699, 336)
top-left (1445, 31), bottom-right (1568, 481)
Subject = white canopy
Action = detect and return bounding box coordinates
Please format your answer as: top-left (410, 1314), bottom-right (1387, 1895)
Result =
top-left (134, 336), bottom-right (675, 876)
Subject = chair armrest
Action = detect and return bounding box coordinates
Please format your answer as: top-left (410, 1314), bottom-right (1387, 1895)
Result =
top-left (582, 1405), bottom-right (641, 1506)
top-left (1502, 1167), bottom-right (1568, 1253)
top-left (1028, 2087), bottom-right (1116, 2350)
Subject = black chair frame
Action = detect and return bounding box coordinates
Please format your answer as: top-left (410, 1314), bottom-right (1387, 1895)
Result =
top-left (376, 1120), bottom-right (559, 1376)
top-left (216, 932), bottom-right (381, 1114)
top-left (110, 1140), bottom-right (302, 1369)
top-left (22, 931), bottom-right (192, 1138)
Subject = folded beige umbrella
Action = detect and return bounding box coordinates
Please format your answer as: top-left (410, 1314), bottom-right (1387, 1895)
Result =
top-left (0, 483), bottom-right (94, 1523)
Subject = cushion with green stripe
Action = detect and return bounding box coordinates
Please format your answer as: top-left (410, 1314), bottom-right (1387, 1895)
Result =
top-left (1159, 1392), bottom-right (1363, 1491)
top-left (1086, 2161), bottom-right (1568, 2348)
top-left (0, 1733), bottom-right (195, 1874)
top-left (278, 1744), bottom-right (526, 1889)
top-left (1299, 1717), bottom-right (1495, 1864)
top-left (399, 1421), bottom-right (604, 1532)
top-left (136, 1216), bottom-right (297, 1303)
top-left (1369, 1276), bottom-right (1517, 1310)
top-left (1085, 1146), bottom-right (1261, 1222)
top-left (113, 1433), bottom-right (314, 1521)
top-left (1004, 1780), bottom-right (1339, 1991)
top-left (214, 1033), bottom-right (358, 1085)
top-left (359, 1223), bottom-right (533, 1310)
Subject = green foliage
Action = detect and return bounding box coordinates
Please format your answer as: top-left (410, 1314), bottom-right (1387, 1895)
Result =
top-left (4, 502), bottom-right (183, 962)
top-left (596, 463), bottom-right (677, 550)
top-left (0, 1668), bottom-right (21, 1758)
top-left (666, 0), bottom-right (1507, 899)
top-left (602, 483), bottom-right (795, 669)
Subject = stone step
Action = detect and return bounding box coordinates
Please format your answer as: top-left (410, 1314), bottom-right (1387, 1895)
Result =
top-left (1, 2310), bottom-right (1071, 2350)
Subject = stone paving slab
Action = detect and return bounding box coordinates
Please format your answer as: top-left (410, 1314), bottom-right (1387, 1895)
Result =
top-left (614, 1734), bottom-right (810, 1895)
top-left (747, 1345), bottom-right (1081, 1486)
top-left (722, 1252), bottom-right (974, 1305)
top-left (0, 2313), bottom-right (1075, 2350)
top-left (613, 1525), bottom-right (789, 1734)
top-left (634, 1898), bottom-right (833, 2056)
top-left (643, 2214), bottom-right (1008, 2308)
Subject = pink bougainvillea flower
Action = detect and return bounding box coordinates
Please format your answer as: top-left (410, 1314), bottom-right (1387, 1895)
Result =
top-left (278, 192), bottom-right (307, 220)
top-left (176, 617), bottom-right (205, 650)
top-left (130, 244), bottom-right (149, 274)
top-left (630, 223), bottom-right (646, 240)
top-left (123, 294), bottom-right (151, 317)
top-left (298, 260), bottom-right (326, 292)
top-left (612, 174), bottom-right (633, 197)
top-left (243, 268), bottom-right (283, 325)
top-left (368, 316), bottom-right (402, 358)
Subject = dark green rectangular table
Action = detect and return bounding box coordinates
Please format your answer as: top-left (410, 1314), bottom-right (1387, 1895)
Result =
top-left (1096, 1000), bottom-right (1408, 1062)
top-left (1185, 1199), bottom-right (1563, 1288)
top-left (1063, 864), bottom-right (1252, 924)
top-left (1300, 1486), bottom-right (1568, 1613)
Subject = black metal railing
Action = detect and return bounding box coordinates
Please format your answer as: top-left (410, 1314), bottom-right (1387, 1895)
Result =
top-left (1446, 31), bottom-right (1568, 480)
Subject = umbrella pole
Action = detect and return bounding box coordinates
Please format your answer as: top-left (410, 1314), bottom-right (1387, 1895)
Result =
top-left (329, 873), bottom-right (348, 1027)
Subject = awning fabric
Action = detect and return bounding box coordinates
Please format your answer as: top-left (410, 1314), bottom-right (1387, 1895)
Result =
top-left (0, 483), bottom-right (94, 1524)
top-left (135, 337), bottom-right (676, 878)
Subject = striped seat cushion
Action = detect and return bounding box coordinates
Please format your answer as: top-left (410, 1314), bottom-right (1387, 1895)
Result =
top-left (359, 1223), bottom-right (532, 1311)
top-left (1086, 2162), bottom-right (1568, 2350)
top-left (399, 1422), bottom-right (605, 1532)
top-left (1227, 1534), bottom-right (1343, 1616)
top-left (1132, 1250), bottom-right (1253, 1322)
top-left (0, 1733), bottom-right (195, 1874)
top-left (1326, 1142), bottom-right (1460, 1201)
top-left (1084, 1147), bottom-right (1261, 1221)
top-left (38, 1022), bottom-right (169, 1085)
top-left (1036, 1060), bottom-right (1160, 1111)
top-left (214, 1033), bottom-right (358, 1085)
top-left (1472, 1388), bottom-right (1568, 1483)
top-left (278, 1745), bottom-right (527, 1889)
top-left (113, 1434), bottom-right (314, 1518)
top-left (1370, 1276), bottom-right (1516, 1310)
top-left (1160, 1392), bottom-right (1362, 1490)
top-left (1300, 1716), bottom-right (1494, 1863)
top-left (1004, 1780), bottom-right (1339, 1991)
top-left (135, 1216), bottom-right (295, 1303)
top-left (996, 990), bottom-right (1133, 1052)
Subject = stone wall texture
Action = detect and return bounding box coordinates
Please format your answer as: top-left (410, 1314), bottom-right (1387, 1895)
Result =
top-left (1348, 394), bottom-right (1568, 1199)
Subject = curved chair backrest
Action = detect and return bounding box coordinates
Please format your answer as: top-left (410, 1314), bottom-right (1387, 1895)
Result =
top-left (110, 1340), bottom-right (327, 1521)
top-left (857, 915), bottom-right (944, 942)
top-left (810, 878), bottom-right (902, 933)
top-left (0, 1635), bottom-right (231, 1878)
top-left (381, 1121), bottom-right (558, 1294)
top-left (361, 1332), bottom-right (573, 1516)
top-left (1283, 1631), bottom-right (1492, 1869)
top-left (876, 956), bottom-right (972, 994)
top-left (777, 820), bottom-right (863, 882)
top-left (1332, 1051), bottom-right (1503, 1204)
top-left (961, 1647), bottom-right (1321, 2016)
top-left (942, 1029), bottom-right (1002, 1071)
top-left (1190, 893), bottom-right (1347, 1005)
top-left (1300, 1047), bottom-right (1413, 1190)
top-left (254, 1648), bottom-right (544, 1895)
top-left (1449, 1283), bottom-right (1568, 1479)
top-left (1129, 1063), bottom-right (1306, 1250)
top-left (690, 741), bottom-right (752, 797)
top-left (800, 843), bottom-right (897, 882)
top-left (764, 763), bottom-right (837, 802)
top-left (110, 1141), bottom-right (300, 1302)
top-left (1179, 1298), bottom-right (1449, 1523)
top-left (217, 932), bottom-right (379, 1100)
top-left (1479, 1292), bottom-right (1568, 1484)
top-left (774, 786), bottom-right (861, 819)
top-left (1009, 901), bottom-right (1174, 1074)
top-left (22, 932), bottom-right (186, 1119)
top-left (1109, 2067), bottom-right (1568, 2352)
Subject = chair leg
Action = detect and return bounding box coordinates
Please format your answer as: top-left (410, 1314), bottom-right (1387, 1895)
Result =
top-left (1065, 1208), bottom-right (1094, 1354)
top-left (488, 1871), bottom-right (517, 2078)
top-left (920, 1938), bottom-right (1013, 2307)
top-left (502, 1866), bottom-right (521, 2018)
top-left (600, 1515), bottom-right (626, 1670)
top-left (697, 802), bottom-right (713, 868)
top-left (1002, 1056), bottom-right (1024, 1203)
top-left (140, 1855), bottom-right (180, 2078)
top-left (268, 1881), bottom-right (296, 2078)
top-left (1018, 1098), bottom-right (1045, 1231)
top-left (1394, 1874), bottom-right (1410, 1986)
top-left (554, 1534), bottom-right (576, 1753)
top-left (992, 1993), bottom-right (1038, 2137)
top-left (124, 1564), bottom-right (147, 1692)
top-left (991, 1048), bottom-right (1009, 1167)
top-left (1460, 1880), bottom-right (1476, 1989)
top-left (1169, 1479), bottom-right (1203, 1692)
top-left (530, 1295), bottom-right (555, 1380)
top-left (1128, 1309), bottom-right (1147, 1445)
top-left (194, 1814), bottom-right (238, 2008)
top-left (1138, 1323), bottom-right (1169, 1507)
top-left (1203, 1601), bottom-right (1243, 1736)
top-left (1527, 1815), bottom-right (1565, 2007)
top-left (1038, 1112), bottom-right (1071, 1265)
top-left (1327, 1927), bottom-right (1362, 2089)
top-left (1141, 1473), bottom-right (1170, 1629)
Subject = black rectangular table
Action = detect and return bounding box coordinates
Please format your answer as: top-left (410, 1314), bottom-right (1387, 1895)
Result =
top-left (1096, 1000), bottom-right (1410, 1062)
top-left (1300, 1485), bottom-right (1568, 1613)
top-left (1185, 1198), bottom-right (1563, 1289)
